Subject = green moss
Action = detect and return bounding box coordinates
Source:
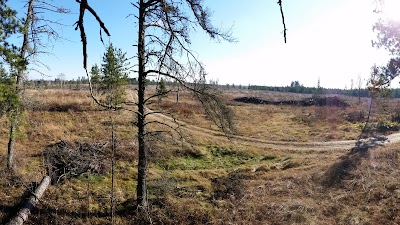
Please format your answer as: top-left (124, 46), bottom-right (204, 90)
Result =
top-left (261, 155), bottom-right (277, 161)
top-left (77, 173), bottom-right (104, 183)
top-left (156, 145), bottom-right (262, 170)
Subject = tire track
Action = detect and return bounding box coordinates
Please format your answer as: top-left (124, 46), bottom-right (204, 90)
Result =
top-left (127, 91), bottom-right (399, 151)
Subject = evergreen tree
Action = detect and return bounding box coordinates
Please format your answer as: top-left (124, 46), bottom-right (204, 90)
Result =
top-left (313, 77), bottom-right (323, 99)
top-left (372, 18), bottom-right (400, 87)
top-left (95, 44), bottom-right (129, 106)
top-left (0, 66), bottom-right (18, 117)
top-left (90, 63), bottom-right (101, 93)
top-left (2, 0), bottom-right (66, 170)
top-left (0, 0), bottom-right (20, 65)
top-left (157, 78), bottom-right (168, 102)
top-left (0, 0), bottom-right (24, 171)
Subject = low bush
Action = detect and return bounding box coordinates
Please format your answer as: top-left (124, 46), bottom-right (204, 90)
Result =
top-left (345, 110), bottom-right (365, 123)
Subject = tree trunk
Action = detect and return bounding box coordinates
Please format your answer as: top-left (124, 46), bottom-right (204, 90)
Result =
top-left (6, 0), bottom-right (33, 170)
top-left (6, 176), bottom-right (51, 225)
top-left (7, 123), bottom-right (16, 170)
top-left (136, 0), bottom-right (148, 214)
top-left (176, 84), bottom-right (180, 105)
top-left (111, 118), bottom-right (115, 225)
top-left (359, 97), bottom-right (373, 139)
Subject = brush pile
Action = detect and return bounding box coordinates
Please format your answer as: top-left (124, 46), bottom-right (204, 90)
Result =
top-left (234, 96), bottom-right (348, 107)
top-left (43, 140), bottom-right (109, 184)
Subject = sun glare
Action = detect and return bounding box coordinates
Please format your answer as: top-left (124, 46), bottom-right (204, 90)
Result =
top-left (382, 0), bottom-right (400, 21)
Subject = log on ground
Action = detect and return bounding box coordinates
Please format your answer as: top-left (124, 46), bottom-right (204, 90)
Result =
top-left (6, 176), bottom-right (51, 225)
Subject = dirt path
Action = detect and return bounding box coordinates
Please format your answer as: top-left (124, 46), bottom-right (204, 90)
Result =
top-left (128, 91), bottom-right (399, 151)
top-left (147, 107), bottom-right (400, 151)
top-left (166, 114), bottom-right (400, 151)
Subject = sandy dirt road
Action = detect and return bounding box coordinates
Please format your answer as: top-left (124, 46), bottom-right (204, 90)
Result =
top-left (128, 91), bottom-right (399, 151)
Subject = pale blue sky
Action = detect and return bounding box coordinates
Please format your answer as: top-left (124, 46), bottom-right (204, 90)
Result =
top-left (8, 0), bottom-right (399, 88)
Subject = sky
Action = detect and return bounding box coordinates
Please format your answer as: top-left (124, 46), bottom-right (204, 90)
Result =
top-left (7, 0), bottom-right (400, 89)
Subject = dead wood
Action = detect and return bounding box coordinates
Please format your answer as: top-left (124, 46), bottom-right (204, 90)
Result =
top-left (43, 140), bottom-right (109, 184)
top-left (6, 176), bottom-right (51, 225)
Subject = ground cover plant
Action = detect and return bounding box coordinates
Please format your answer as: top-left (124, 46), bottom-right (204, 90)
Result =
top-left (1, 87), bottom-right (400, 224)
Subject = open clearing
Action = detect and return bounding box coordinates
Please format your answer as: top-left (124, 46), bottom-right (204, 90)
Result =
top-left (1, 87), bottom-right (400, 224)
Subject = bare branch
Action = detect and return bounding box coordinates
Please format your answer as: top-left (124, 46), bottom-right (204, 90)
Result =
top-left (75, 0), bottom-right (110, 70)
top-left (277, 0), bottom-right (287, 43)
top-left (144, 89), bottom-right (173, 104)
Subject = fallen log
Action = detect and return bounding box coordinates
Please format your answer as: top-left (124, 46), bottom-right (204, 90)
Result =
top-left (6, 176), bottom-right (51, 225)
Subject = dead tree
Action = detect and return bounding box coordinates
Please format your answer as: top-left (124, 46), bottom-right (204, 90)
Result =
top-left (133, 1), bottom-right (237, 215)
top-left (74, 0), bottom-right (234, 213)
top-left (73, 0), bottom-right (287, 220)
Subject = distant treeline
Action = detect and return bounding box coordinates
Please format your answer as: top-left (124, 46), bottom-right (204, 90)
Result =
top-left (248, 85), bottom-right (400, 98)
top-left (25, 78), bottom-right (400, 98)
top-left (25, 78), bottom-right (152, 89)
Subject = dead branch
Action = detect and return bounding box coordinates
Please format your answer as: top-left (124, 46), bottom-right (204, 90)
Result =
top-left (277, 0), bottom-right (287, 43)
top-left (75, 0), bottom-right (110, 70)
top-left (43, 140), bottom-right (109, 184)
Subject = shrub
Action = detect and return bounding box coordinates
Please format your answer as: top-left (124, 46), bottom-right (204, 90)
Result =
top-left (345, 110), bottom-right (365, 123)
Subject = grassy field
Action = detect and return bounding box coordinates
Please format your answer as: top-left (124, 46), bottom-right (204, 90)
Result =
top-left (1, 87), bottom-right (400, 224)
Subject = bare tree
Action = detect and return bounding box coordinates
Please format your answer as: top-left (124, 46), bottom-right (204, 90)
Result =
top-left (73, 1), bottom-right (288, 221)
top-left (74, 0), bottom-right (234, 217)
top-left (357, 75), bottom-right (363, 104)
top-left (57, 73), bottom-right (66, 89)
top-left (133, 1), bottom-right (238, 216)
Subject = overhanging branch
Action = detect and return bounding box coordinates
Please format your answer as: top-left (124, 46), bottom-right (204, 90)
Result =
top-left (75, 0), bottom-right (110, 70)
top-left (277, 0), bottom-right (287, 43)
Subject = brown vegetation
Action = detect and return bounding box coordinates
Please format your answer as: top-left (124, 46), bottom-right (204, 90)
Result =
top-left (1, 88), bottom-right (400, 224)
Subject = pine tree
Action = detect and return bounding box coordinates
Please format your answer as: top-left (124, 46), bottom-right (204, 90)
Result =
top-left (0, 0), bottom-right (20, 64)
top-left (0, 66), bottom-right (18, 117)
top-left (157, 78), bottom-right (168, 102)
top-left (75, 1), bottom-right (235, 216)
top-left (0, 0), bottom-right (24, 171)
top-left (90, 63), bottom-right (101, 93)
top-left (96, 44), bottom-right (129, 106)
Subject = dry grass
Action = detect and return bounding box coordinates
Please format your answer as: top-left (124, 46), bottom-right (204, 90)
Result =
top-left (156, 89), bottom-right (394, 142)
top-left (211, 142), bottom-right (400, 225)
top-left (1, 87), bottom-right (400, 224)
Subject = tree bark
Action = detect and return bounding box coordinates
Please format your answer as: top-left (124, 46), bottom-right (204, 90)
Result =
top-left (111, 118), bottom-right (115, 225)
top-left (6, 176), bottom-right (51, 225)
top-left (7, 123), bottom-right (16, 170)
top-left (176, 84), bottom-right (180, 105)
top-left (136, 0), bottom-right (148, 214)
